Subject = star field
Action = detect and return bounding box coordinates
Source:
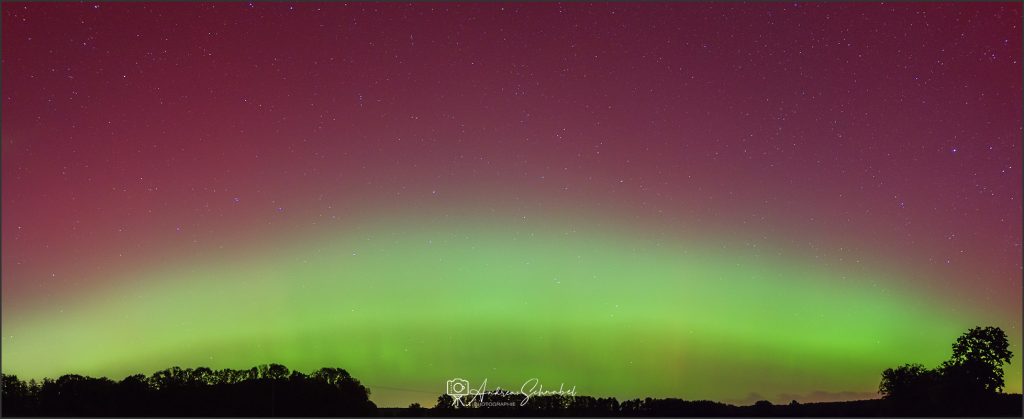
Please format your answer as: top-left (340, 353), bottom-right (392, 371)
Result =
top-left (2, 2), bottom-right (1021, 408)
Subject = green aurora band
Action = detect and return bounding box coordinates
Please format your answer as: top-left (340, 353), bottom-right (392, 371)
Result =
top-left (2, 213), bottom-right (1019, 406)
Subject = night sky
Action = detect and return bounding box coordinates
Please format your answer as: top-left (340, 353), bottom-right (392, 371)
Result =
top-left (2, 2), bottom-right (1021, 408)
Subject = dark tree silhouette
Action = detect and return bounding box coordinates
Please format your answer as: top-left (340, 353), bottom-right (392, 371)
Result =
top-left (879, 363), bottom-right (939, 399)
top-left (1, 374), bottom-right (34, 416)
top-left (407, 402), bottom-right (428, 416)
top-left (941, 326), bottom-right (1013, 393)
top-left (1, 365), bottom-right (375, 416)
top-left (877, 326), bottom-right (1017, 416)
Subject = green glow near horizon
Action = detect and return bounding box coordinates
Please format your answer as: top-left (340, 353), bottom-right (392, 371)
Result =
top-left (2, 216), bottom-right (1019, 406)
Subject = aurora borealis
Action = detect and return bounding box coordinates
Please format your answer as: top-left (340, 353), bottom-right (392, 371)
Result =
top-left (2, 1), bottom-right (1021, 409)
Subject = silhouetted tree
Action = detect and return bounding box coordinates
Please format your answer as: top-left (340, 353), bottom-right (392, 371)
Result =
top-left (432, 393), bottom-right (457, 414)
top-left (310, 367), bottom-right (352, 386)
top-left (2, 374), bottom-right (35, 416)
top-left (408, 402), bottom-right (427, 416)
top-left (150, 366), bottom-right (187, 389)
top-left (879, 363), bottom-right (938, 399)
top-left (752, 399), bottom-right (774, 416)
top-left (878, 326), bottom-right (1017, 416)
top-left (255, 363), bottom-right (289, 380)
top-left (36, 374), bottom-right (119, 415)
top-left (940, 326), bottom-right (1012, 393)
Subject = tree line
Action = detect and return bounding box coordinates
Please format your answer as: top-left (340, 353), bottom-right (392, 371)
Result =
top-left (1, 364), bottom-right (376, 416)
top-left (1, 326), bottom-right (1020, 416)
top-left (878, 326), bottom-right (1017, 416)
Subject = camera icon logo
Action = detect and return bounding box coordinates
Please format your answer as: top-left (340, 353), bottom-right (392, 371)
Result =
top-left (446, 378), bottom-right (470, 399)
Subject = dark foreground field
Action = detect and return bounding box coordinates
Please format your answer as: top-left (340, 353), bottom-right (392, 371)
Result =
top-left (383, 393), bottom-right (1023, 417)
